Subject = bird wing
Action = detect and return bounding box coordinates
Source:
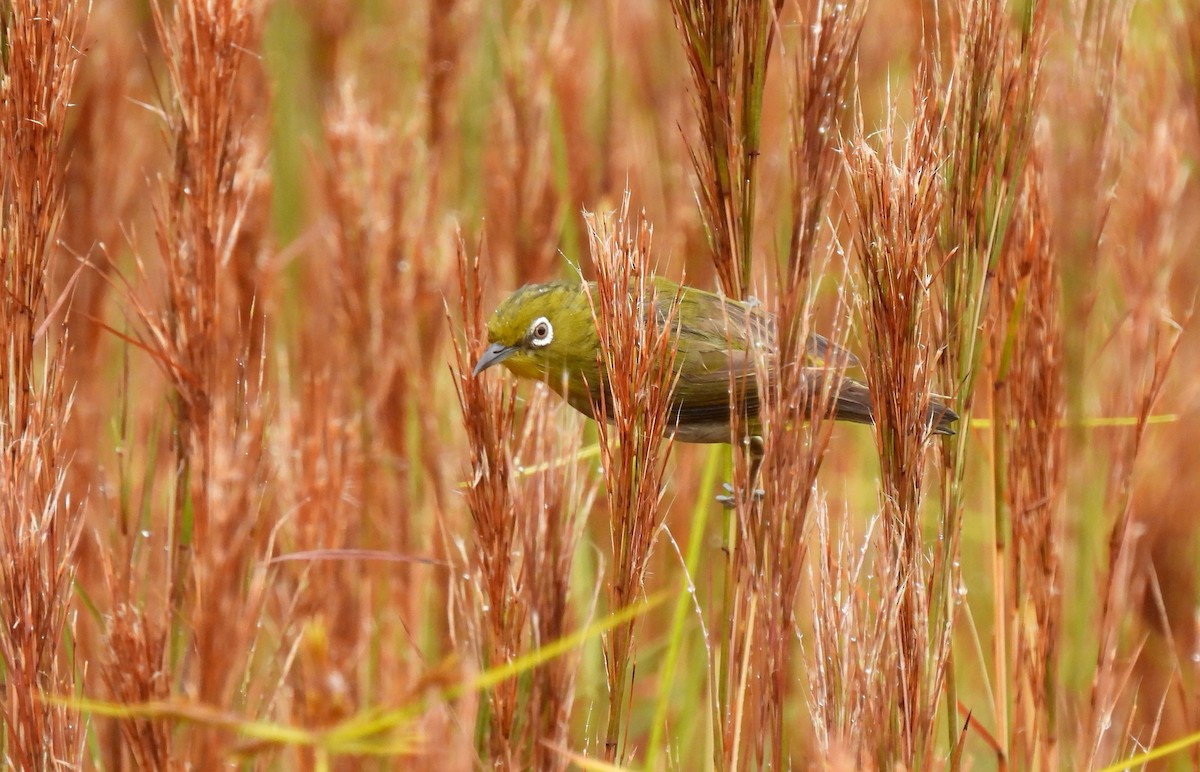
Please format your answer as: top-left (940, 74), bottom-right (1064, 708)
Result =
top-left (647, 281), bottom-right (766, 425)
top-left (804, 331), bottom-right (860, 370)
top-left (646, 280), bottom-right (865, 427)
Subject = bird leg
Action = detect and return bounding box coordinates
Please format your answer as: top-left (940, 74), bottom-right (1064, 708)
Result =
top-left (716, 435), bottom-right (766, 509)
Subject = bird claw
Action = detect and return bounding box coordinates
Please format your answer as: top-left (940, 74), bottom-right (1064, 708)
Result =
top-left (716, 483), bottom-right (765, 510)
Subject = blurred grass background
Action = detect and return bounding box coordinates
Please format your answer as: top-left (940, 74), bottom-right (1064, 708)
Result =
top-left (2, 0), bottom-right (1199, 768)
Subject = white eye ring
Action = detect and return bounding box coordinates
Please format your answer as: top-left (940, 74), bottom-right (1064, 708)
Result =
top-left (529, 316), bottom-right (554, 347)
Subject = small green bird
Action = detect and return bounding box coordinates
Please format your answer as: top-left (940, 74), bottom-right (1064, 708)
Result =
top-left (472, 278), bottom-right (958, 442)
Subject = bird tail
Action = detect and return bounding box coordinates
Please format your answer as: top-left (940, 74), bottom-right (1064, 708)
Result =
top-left (831, 379), bottom-right (875, 427)
top-left (927, 399), bottom-right (959, 436)
top-left (831, 379), bottom-right (960, 436)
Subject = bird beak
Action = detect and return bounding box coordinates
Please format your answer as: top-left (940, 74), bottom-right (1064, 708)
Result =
top-left (472, 342), bottom-right (519, 376)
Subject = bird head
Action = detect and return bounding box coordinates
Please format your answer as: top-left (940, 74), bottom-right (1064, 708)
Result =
top-left (472, 280), bottom-right (596, 382)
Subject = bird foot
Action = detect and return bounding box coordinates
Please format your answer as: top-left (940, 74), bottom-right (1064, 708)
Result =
top-left (716, 483), bottom-right (765, 510)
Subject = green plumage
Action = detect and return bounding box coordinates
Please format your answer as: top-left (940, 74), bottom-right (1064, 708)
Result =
top-left (472, 278), bottom-right (958, 443)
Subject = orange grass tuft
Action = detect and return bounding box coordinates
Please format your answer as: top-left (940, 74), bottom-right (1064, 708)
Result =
top-left (582, 198), bottom-right (679, 764)
top-left (451, 237), bottom-right (593, 768)
top-left (0, 0), bottom-right (89, 766)
top-left (670, 0), bottom-right (785, 298)
top-left (845, 87), bottom-right (948, 768)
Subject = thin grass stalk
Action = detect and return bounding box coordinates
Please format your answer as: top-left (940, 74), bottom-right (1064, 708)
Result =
top-left (1039, 9), bottom-right (1132, 749)
top-left (1030, 0), bottom-right (1170, 763)
top-left (1008, 7), bottom-right (1128, 768)
top-left (136, 0), bottom-right (272, 762)
top-left (670, 0), bottom-right (785, 299)
top-left (668, 1), bottom-right (806, 763)
top-left (0, 0), bottom-right (88, 765)
top-left (583, 198), bottom-right (677, 764)
top-left (94, 358), bottom-right (176, 769)
top-left (99, 604), bottom-right (172, 768)
top-left (1083, 328), bottom-right (1184, 768)
top-left (932, 1), bottom-right (1047, 761)
top-left (727, 285), bottom-right (850, 769)
top-left (1052, 0), bottom-right (1130, 439)
top-left (783, 0), bottom-right (864, 291)
top-left (146, 0), bottom-right (243, 585)
top-left (271, 369), bottom-right (361, 738)
top-left (259, 60), bottom-right (370, 741)
top-left (317, 78), bottom-right (453, 714)
top-left (712, 3), bottom-right (863, 764)
top-left (450, 236), bottom-right (595, 767)
top-left (845, 90), bottom-right (946, 768)
top-left (1081, 62), bottom-right (1190, 770)
top-left (0, 362), bottom-right (85, 768)
top-left (997, 160), bottom-right (1065, 771)
top-left (516, 386), bottom-right (593, 772)
top-left (646, 446), bottom-right (724, 769)
top-left (449, 238), bottom-right (525, 767)
top-left (0, 0), bottom-right (86, 419)
top-left (264, 70), bottom-right (368, 730)
top-left (1122, 38), bottom-right (1200, 752)
top-left (54, 2), bottom-right (145, 530)
top-left (809, 510), bottom-right (898, 767)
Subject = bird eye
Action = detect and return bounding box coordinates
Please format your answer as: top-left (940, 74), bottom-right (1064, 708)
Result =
top-left (529, 316), bottom-right (553, 347)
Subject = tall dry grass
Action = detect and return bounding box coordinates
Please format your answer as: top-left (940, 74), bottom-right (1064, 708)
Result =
top-left (1001, 161), bottom-right (1064, 770)
top-left (671, 0), bottom-right (783, 299)
top-left (451, 238), bottom-right (593, 769)
top-left (582, 201), bottom-right (679, 764)
top-left (1, 0), bottom-right (1197, 769)
top-left (713, 2), bottom-right (863, 767)
top-left (0, 0), bottom-right (88, 767)
top-left (844, 87), bottom-right (948, 767)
